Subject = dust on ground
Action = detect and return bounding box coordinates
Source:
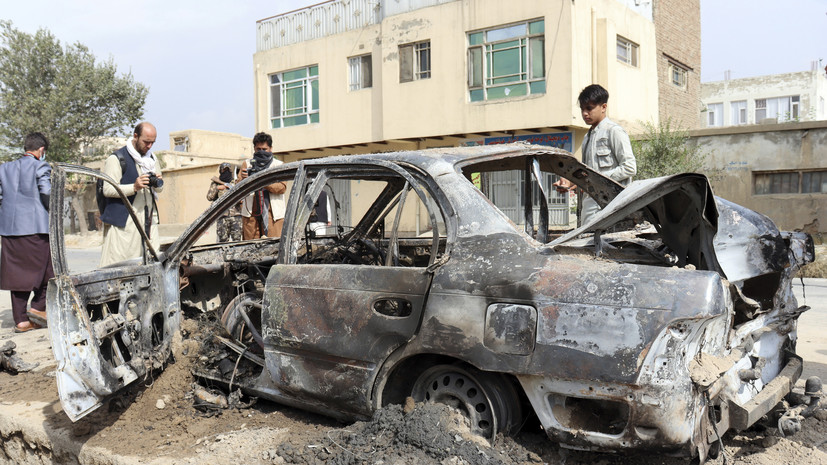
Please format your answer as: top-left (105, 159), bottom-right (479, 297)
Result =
top-left (2, 315), bottom-right (826, 465)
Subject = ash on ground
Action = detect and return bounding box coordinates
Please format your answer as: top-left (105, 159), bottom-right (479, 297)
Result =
top-left (271, 400), bottom-right (543, 465)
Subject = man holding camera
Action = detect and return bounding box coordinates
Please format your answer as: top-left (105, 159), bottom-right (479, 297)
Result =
top-left (100, 122), bottom-right (163, 266)
top-left (238, 132), bottom-right (286, 240)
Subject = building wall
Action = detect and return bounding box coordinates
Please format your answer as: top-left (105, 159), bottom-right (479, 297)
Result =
top-left (163, 129), bottom-right (252, 169)
top-left (253, 0), bottom-right (660, 154)
top-left (690, 121), bottom-right (827, 234)
top-left (701, 69), bottom-right (827, 128)
top-left (653, 0), bottom-right (701, 129)
top-left (156, 163), bottom-right (222, 226)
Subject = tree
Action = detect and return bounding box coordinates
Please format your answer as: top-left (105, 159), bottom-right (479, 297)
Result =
top-left (0, 21), bottom-right (148, 234)
top-left (0, 20), bottom-right (148, 164)
top-left (631, 119), bottom-right (710, 180)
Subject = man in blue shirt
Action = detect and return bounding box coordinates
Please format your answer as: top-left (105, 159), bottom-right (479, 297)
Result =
top-left (0, 133), bottom-right (53, 332)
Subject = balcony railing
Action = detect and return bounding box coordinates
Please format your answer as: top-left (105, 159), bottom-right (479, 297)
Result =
top-left (256, 0), bottom-right (382, 52)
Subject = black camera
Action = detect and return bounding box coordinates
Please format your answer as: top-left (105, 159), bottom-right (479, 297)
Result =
top-left (246, 163), bottom-right (264, 176)
top-left (147, 172), bottom-right (163, 188)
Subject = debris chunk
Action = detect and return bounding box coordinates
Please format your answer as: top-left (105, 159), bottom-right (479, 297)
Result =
top-left (192, 383), bottom-right (228, 409)
top-left (0, 340), bottom-right (39, 374)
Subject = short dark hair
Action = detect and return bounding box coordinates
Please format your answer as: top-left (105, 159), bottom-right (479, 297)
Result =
top-left (253, 132), bottom-right (273, 148)
top-left (24, 132), bottom-right (49, 152)
top-left (578, 84), bottom-right (609, 107)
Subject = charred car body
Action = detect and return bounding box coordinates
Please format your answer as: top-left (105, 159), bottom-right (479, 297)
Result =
top-left (47, 144), bottom-right (815, 461)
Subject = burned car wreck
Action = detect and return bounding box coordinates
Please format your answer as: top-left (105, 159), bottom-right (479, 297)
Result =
top-left (46, 144), bottom-right (816, 462)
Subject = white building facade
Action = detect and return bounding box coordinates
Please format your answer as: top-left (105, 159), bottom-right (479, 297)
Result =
top-left (700, 66), bottom-right (827, 128)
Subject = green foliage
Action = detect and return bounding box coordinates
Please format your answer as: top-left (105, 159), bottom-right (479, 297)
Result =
top-left (631, 119), bottom-right (709, 180)
top-left (0, 21), bottom-right (148, 164)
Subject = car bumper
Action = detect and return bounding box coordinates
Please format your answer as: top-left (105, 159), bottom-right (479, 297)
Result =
top-left (517, 353), bottom-right (802, 455)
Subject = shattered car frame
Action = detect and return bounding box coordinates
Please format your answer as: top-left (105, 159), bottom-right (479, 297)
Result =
top-left (46, 144), bottom-right (815, 461)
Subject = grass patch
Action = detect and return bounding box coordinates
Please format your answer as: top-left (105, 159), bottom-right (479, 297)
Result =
top-left (797, 245), bottom-right (827, 279)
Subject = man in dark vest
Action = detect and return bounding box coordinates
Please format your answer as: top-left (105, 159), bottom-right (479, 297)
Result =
top-left (100, 122), bottom-right (163, 266)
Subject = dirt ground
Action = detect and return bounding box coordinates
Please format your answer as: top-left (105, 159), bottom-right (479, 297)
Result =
top-left (1, 314), bottom-right (826, 465)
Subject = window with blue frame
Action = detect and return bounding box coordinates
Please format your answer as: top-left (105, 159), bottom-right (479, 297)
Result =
top-left (467, 19), bottom-right (545, 102)
top-left (269, 65), bottom-right (319, 128)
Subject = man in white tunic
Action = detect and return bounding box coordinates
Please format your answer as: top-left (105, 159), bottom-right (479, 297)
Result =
top-left (99, 122), bottom-right (163, 267)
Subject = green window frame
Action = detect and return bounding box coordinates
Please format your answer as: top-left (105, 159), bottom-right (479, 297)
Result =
top-left (269, 65), bottom-right (320, 129)
top-left (467, 19), bottom-right (545, 102)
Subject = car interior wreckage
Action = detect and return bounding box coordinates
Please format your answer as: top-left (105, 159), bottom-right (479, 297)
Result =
top-left (46, 143), bottom-right (819, 462)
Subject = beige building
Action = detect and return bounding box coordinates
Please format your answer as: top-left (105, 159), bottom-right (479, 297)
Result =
top-left (250, 0), bottom-right (704, 229)
top-left (154, 130), bottom-right (253, 226)
top-left (162, 129), bottom-right (253, 169)
top-left (252, 0), bottom-right (674, 160)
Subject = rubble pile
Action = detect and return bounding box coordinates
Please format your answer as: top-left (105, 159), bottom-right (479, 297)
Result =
top-left (272, 401), bottom-right (543, 465)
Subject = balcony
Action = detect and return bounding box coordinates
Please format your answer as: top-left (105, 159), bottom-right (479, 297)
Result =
top-left (256, 0), bottom-right (457, 52)
top-left (256, 0), bottom-right (381, 52)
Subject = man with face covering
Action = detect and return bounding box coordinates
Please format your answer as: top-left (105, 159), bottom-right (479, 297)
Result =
top-left (238, 132), bottom-right (287, 239)
top-left (206, 162), bottom-right (242, 242)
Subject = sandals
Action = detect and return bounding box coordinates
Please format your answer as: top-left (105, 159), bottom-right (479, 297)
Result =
top-left (14, 321), bottom-right (42, 333)
top-left (26, 309), bottom-right (48, 327)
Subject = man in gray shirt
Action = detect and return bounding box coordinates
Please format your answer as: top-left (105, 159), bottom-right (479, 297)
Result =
top-left (555, 84), bottom-right (636, 225)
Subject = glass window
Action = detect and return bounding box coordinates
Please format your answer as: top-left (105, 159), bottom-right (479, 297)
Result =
top-left (467, 19), bottom-right (545, 101)
top-left (669, 62), bottom-right (687, 88)
top-left (173, 137), bottom-right (189, 152)
top-left (616, 36), bottom-right (638, 67)
top-left (400, 40), bottom-right (431, 83)
top-left (269, 65), bottom-right (319, 129)
top-left (731, 100), bottom-right (747, 125)
top-left (707, 103), bottom-right (723, 127)
top-left (756, 170), bottom-right (827, 194)
top-left (791, 95), bottom-right (800, 120)
top-left (755, 98), bottom-right (767, 122)
top-left (754, 172), bottom-right (799, 195)
top-left (755, 96), bottom-right (800, 123)
top-left (801, 170), bottom-right (827, 194)
top-left (349, 54), bottom-right (372, 91)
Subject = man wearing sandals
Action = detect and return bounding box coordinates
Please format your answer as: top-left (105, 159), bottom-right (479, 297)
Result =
top-left (0, 133), bottom-right (53, 333)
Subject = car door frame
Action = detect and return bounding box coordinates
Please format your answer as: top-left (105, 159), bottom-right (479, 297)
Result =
top-left (47, 163), bottom-right (178, 422)
top-left (261, 160), bottom-right (453, 417)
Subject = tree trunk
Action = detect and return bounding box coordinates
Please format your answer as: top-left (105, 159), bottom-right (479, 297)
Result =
top-left (70, 194), bottom-right (89, 234)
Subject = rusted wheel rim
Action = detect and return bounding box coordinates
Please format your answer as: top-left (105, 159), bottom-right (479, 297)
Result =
top-left (411, 364), bottom-right (501, 439)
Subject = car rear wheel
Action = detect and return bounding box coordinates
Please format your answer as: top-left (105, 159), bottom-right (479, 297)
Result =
top-left (410, 363), bottom-right (523, 439)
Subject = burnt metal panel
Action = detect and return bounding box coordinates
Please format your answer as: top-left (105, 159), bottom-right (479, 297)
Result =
top-left (262, 264), bottom-right (431, 415)
top-left (714, 197), bottom-right (791, 283)
top-left (414, 230), bottom-right (728, 383)
top-left (484, 303), bottom-right (537, 355)
top-left (729, 355), bottom-right (802, 430)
